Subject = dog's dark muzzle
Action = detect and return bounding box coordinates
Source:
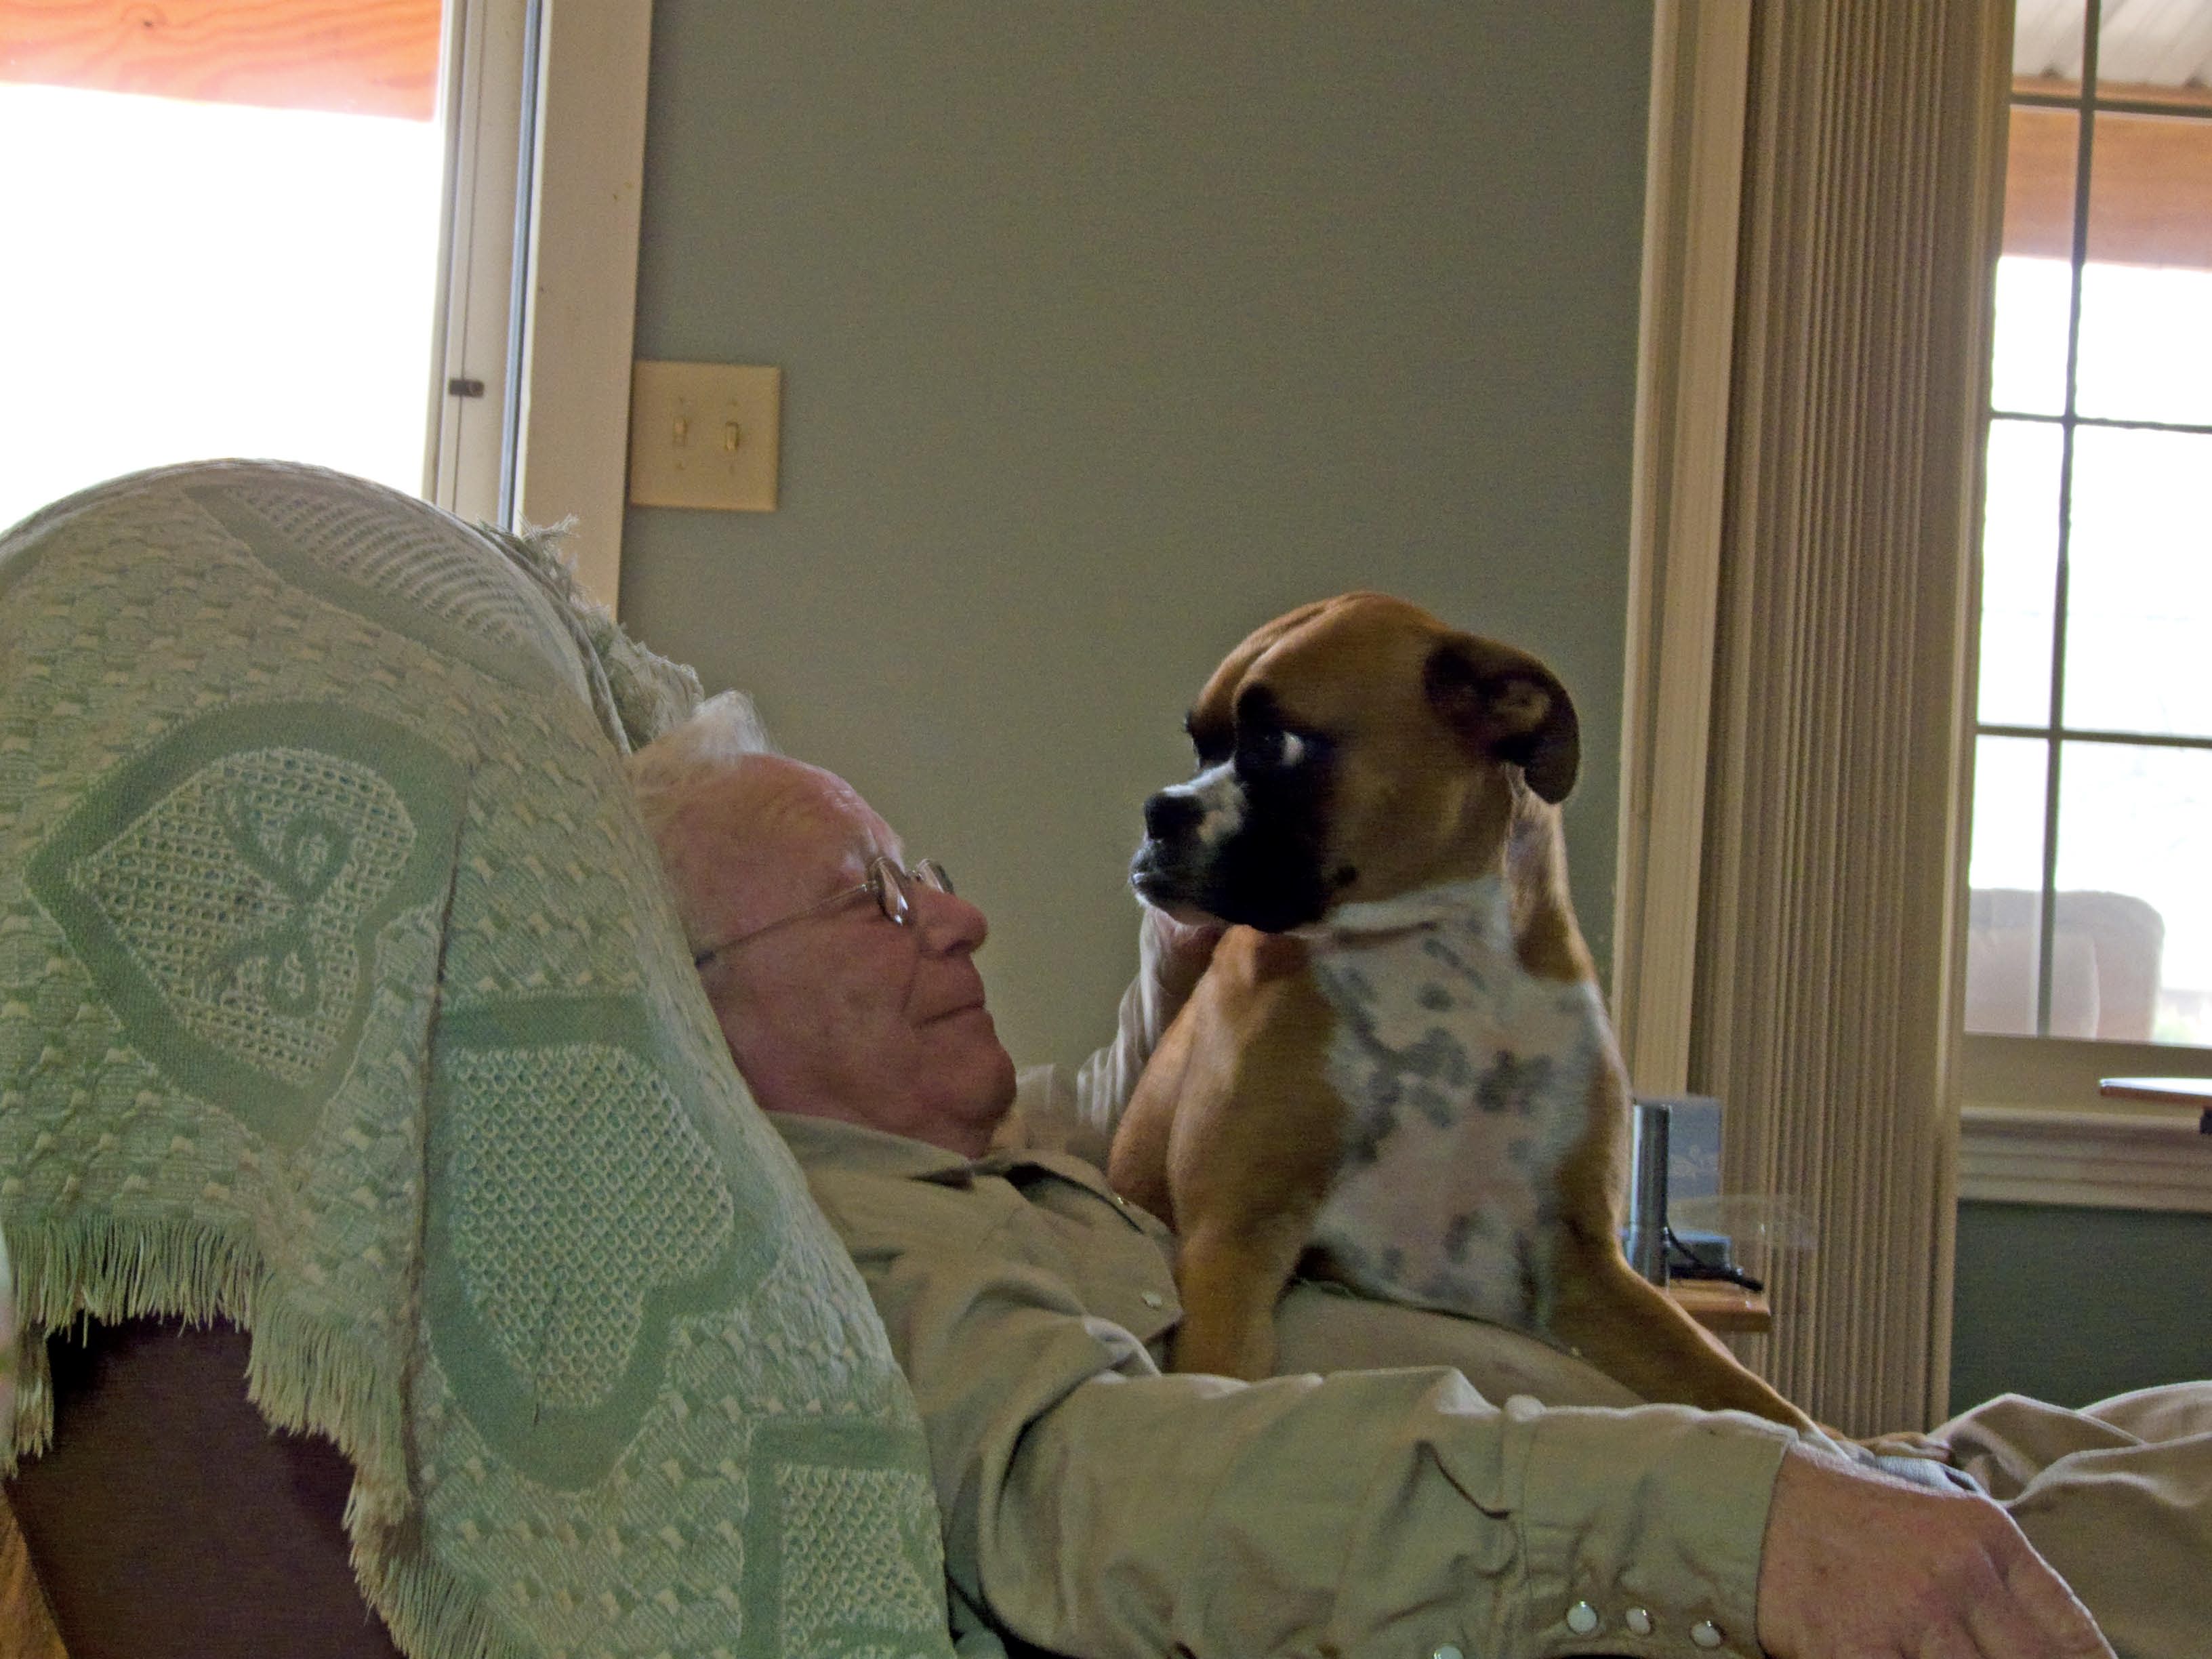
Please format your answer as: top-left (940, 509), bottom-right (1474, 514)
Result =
top-left (1129, 787), bottom-right (1215, 910)
top-left (1128, 823), bottom-right (1332, 935)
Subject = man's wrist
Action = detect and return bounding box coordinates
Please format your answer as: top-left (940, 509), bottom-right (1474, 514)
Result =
top-left (1511, 1402), bottom-right (1793, 1658)
top-left (1140, 906), bottom-right (1223, 1005)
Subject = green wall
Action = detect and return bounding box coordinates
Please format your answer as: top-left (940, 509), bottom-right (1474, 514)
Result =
top-left (620, 3), bottom-right (1653, 1071)
top-left (1950, 1202), bottom-right (2212, 1414)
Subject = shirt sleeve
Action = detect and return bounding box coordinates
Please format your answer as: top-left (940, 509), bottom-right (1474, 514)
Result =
top-left (1067, 909), bottom-right (1205, 1155)
top-left (818, 1173), bottom-right (1793, 1659)
top-left (999, 912), bottom-right (1196, 1167)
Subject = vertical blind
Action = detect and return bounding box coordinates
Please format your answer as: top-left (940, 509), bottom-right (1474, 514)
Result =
top-left (1689, 0), bottom-right (2009, 1433)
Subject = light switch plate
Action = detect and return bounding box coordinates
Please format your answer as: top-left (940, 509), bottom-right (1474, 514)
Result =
top-left (628, 361), bottom-right (781, 511)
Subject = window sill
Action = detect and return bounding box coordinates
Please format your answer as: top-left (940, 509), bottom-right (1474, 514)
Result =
top-left (1958, 1103), bottom-right (2212, 1213)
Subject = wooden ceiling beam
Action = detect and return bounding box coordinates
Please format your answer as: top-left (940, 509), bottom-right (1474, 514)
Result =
top-left (2004, 100), bottom-right (2212, 268)
top-left (0, 0), bottom-right (441, 121)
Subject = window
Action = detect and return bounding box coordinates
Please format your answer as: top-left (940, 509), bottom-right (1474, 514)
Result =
top-left (1963, 0), bottom-right (2212, 1053)
top-left (0, 0), bottom-right (529, 532)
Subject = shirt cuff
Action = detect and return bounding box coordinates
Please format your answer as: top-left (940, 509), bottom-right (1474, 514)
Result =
top-left (1506, 1397), bottom-right (1793, 1658)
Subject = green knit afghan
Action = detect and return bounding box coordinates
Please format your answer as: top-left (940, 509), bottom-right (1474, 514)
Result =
top-left (0, 462), bottom-right (956, 1659)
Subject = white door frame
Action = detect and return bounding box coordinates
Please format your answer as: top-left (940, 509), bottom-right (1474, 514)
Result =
top-left (426, 0), bottom-right (651, 615)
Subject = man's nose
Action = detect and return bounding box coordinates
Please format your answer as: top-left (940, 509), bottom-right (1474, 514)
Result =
top-left (914, 884), bottom-right (989, 954)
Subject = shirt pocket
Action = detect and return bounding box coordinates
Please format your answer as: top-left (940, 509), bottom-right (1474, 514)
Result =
top-left (1023, 1178), bottom-right (1184, 1353)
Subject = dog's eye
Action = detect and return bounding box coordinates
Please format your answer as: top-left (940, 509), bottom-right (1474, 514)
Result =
top-left (1189, 722), bottom-right (1233, 770)
top-left (1244, 729), bottom-right (1308, 771)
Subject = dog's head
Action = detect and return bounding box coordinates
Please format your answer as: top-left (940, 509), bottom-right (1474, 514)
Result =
top-left (1129, 592), bottom-right (1578, 932)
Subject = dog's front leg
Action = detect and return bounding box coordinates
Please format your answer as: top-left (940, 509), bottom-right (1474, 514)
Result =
top-left (1162, 1058), bottom-right (1338, 1381)
top-left (1140, 932), bottom-right (1343, 1380)
top-left (1109, 1010), bottom-right (1198, 1232)
top-left (1169, 1210), bottom-right (1318, 1380)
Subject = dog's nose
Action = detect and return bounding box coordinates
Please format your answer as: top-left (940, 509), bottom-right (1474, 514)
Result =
top-left (1143, 789), bottom-right (1202, 841)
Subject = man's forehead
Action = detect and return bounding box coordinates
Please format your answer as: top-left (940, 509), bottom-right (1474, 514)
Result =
top-left (697, 760), bottom-right (899, 890)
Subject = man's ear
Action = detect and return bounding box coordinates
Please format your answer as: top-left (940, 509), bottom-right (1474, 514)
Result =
top-left (1422, 637), bottom-right (1580, 803)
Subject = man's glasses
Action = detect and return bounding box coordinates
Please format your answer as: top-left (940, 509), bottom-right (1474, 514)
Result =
top-left (693, 856), bottom-right (954, 967)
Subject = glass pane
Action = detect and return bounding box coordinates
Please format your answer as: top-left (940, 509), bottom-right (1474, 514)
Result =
top-left (1990, 255), bottom-right (2076, 417)
top-left (2062, 426), bottom-right (2212, 738)
top-left (2075, 112), bottom-right (2212, 427)
top-left (2054, 739), bottom-right (2212, 1044)
top-left (0, 70), bottom-right (447, 532)
top-left (2013, 0), bottom-right (2087, 93)
top-left (1964, 735), bottom-right (2051, 1036)
top-left (2002, 104), bottom-right (2079, 258)
top-left (1992, 105), bottom-right (2078, 417)
top-left (2097, 0), bottom-right (2211, 98)
top-left (1977, 419), bottom-right (2064, 726)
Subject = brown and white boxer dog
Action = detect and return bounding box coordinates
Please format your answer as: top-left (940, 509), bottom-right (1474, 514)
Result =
top-left (1109, 592), bottom-right (1816, 1429)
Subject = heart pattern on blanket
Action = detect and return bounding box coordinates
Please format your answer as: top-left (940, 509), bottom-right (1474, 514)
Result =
top-left (26, 702), bottom-right (464, 1146)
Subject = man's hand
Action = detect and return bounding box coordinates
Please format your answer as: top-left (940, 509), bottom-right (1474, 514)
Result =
top-left (1757, 1443), bottom-right (2114, 1658)
top-left (1141, 905), bottom-right (1225, 1012)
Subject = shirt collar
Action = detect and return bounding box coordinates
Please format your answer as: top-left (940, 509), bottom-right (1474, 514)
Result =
top-left (767, 1110), bottom-right (980, 1182)
top-left (766, 1107), bottom-right (1129, 1196)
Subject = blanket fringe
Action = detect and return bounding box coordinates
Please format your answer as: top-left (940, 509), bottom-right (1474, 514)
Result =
top-left (4, 1212), bottom-right (409, 1531)
top-left (353, 1519), bottom-right (537, 1659)
top-left (2, 1212), bottom-right (530, 1659)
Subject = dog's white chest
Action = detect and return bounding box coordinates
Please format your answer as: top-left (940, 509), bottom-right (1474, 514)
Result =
top-left (1303, 876), bottom-right (1605, 1330)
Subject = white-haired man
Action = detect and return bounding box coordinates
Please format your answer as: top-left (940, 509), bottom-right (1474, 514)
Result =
top-left (630, 695), bottom-right (2199, 1659)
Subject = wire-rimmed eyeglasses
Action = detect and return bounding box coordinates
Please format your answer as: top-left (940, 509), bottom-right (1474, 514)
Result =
top-left (693, 855), bottom-right (954, 967)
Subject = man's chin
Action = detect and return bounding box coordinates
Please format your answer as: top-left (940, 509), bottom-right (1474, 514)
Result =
top-left (931, 1014), bottom-right (1015, 1094)
top-left (971, 1038), bottom-right (1020, 1126)
top-left (920, 1042), bottom-right (1017, 1158)
top-left (985, 1044), bottom-right (1018, 1110)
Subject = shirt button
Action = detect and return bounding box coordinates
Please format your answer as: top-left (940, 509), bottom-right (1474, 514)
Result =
top-left (1141, 1290), bottom-right (1164, 1309)
top-left (1503, 1393), bottom-right (1542, 1423)
top-left (1430, 1646), bottom-right (1463, 1659)
top-left (1691, 1620), bottom-right (1725, 1648)
top-left (1624, 1607), bottom-right (1654, 1636)
top-left (1565, 1601), bottom-right (1600, 1635)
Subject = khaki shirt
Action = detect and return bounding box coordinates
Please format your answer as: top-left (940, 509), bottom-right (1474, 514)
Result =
top-left (771, 1111), bottom-right (1794, 1659)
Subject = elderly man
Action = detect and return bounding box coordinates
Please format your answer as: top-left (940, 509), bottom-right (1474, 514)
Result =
top-left (630, 696), bottom-right (2190, 1659)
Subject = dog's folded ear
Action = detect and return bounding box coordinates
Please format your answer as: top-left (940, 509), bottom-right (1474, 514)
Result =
top-left (1422, 636), bottom-right (1580, 802)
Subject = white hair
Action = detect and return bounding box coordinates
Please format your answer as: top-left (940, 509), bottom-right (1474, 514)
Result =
top-left (627, 690), bottom-right (778, 842)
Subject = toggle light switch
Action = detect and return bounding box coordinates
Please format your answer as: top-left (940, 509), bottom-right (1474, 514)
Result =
top-left (628, 361), bottom-right (781, 511)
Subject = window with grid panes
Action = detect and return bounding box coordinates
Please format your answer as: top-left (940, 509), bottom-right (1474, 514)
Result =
top-left (1964, 0), bottom-right (2212, 1055)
